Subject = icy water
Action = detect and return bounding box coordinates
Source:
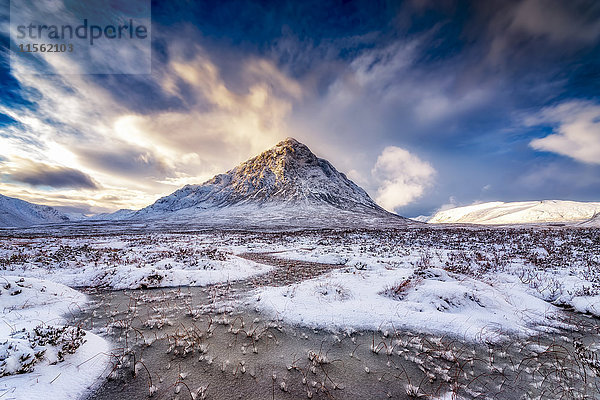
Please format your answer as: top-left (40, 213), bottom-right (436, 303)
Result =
top-left (76, 282), bottom-right (600, 400)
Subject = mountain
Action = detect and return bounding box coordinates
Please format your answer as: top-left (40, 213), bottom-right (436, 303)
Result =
top-left (428, 200), bottom-right (600, 225)
top-left (580, 213), bottom-right (600, 228)
top-left (88, 209), bottom-right (137, 221)
top-left (131, 138), bottom-right (407, 228)
top-left (0, 194), bottom-right (70, 228)
top-left (410, 215), bottom-right (432, 223)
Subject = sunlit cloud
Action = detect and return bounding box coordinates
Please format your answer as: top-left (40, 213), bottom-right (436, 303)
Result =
top-left (528, 101), bottom-right (600, 165)
top-left (371, 146), bottom-right (436, 212)
top-left (0, 37), bottom-right (304, 212)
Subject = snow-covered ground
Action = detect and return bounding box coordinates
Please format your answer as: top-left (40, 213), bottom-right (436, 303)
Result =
top-left (1, 227), bottom-right (600, 398)
top-left (0, 235), bottom-right (272, 290)
top-left (0, 276), bottom-right (110, 400)
top-left (253, 264), bottom-right (563, 342)
top-left (2, 229), bottom-right (599, 335)
top-left (246, 228), bottom-right (600, 341)
top-left (0, 235), bottom-right (273, 399)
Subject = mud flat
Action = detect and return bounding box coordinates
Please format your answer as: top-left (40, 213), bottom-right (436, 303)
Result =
top-left (79, 284), bottom-right (600, 400)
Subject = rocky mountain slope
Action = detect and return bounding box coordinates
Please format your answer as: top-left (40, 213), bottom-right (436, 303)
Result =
top-left (0, 194), bottom-right (70, 228)
top-left (131, 138), bottom-right (407, 227)
top-left (428, 200), bottom-right (600, 225)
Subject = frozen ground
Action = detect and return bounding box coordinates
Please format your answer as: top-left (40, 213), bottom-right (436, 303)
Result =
top-left (0, 235), bottom-right (271, 400)
top-left (2, 228), bottom-right (600, 337)
top-left (79, 285), bottom-right (600, 400)
top-left (0, 226), bottom-right (599, 399)
top-left (0, 235), bottom-right (272, 290)
top-left (250, 228), bottom-right (600, 339)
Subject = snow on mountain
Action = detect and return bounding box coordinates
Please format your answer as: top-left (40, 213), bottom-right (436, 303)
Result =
top-left (428, 200), bottom-right (600, 225)
top-left (0, 194), bottom-right (70, 228)
top-left (131, 138), bottom-right (407, 227)
top-left (410, 215), bottom-right (432, 222)
top-left (88, 209), bottom-right (137, 221)
top-left (580, 213), bottom-right (600, 227)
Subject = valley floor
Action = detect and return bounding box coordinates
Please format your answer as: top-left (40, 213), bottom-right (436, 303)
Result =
top-left (1, 226), bottom-right (599, 399)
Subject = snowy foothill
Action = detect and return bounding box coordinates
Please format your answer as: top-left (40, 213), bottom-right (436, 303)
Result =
top-left (0, 194), bottom-right (70, 228)
top-left (0, 276), bottom-right (110, 400)
top-left (427, 200), bottom-right (600, 225)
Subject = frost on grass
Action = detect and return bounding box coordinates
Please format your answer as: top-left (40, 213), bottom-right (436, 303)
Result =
top-left (1, 325), bottom-right (86, 377)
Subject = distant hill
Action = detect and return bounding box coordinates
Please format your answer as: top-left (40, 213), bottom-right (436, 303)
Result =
top-left (88, 209), bottom-right (137, 221)
top-left (0, 194), bottom-right (70, 228)
top-left (428, 200), bottom-right (600, 225)
top-left (579, 213), bottom-right (600, 227)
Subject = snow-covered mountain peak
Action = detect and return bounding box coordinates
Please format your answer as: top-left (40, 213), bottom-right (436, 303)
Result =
top-left (205, 137), bottom-right (325, 192)
top-left (135, 138), bottom-right (403, 226)
top-left (235, 137), bottom-right (320, 180)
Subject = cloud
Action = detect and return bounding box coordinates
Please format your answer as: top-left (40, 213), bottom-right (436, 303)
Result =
top-left (9, 160), bottom-right (98, 189)
top-left (76, 147), bottom-right (171, 179)
top-left (436, 196), bottom-right (459, 212)
top-left (149, 45), bottom-right (302, 157)
top-left (371, 146), bottom-right (436, 212)
top-left (508, 0), bottom-right (600, 44)
top-left (0, 33), bottom-right (304, 211)
top-left (479, 0), bottom-right (600, 67)
top-left (528, 101), bottom-right (600, 165)
top-left (2, 0), bottom-right (599, 217)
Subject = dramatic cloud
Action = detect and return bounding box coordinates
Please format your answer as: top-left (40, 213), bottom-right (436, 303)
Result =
top-left (291, 39), bottom-right (493, 146)
top-left (8, 160), bottom-right (98, 189)
top-left (0, 37), bottom-right (304, 211)
top-left (119, 45), bottom-right (303, 168)
top-left (528, 101), bottom-right (600, 165)
top-left (371, 146), bottom-right (436, 212)
top-left (76, 147), bottom-right (171, 179)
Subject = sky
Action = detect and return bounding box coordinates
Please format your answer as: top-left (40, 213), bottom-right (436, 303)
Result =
top-left (0, 0), bottom-right (599, 218)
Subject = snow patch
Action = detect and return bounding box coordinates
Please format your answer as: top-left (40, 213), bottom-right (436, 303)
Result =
top-left (0, 276), bottom-right (110, 400)
top-left (254, 265), bottom-right (563, 342)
